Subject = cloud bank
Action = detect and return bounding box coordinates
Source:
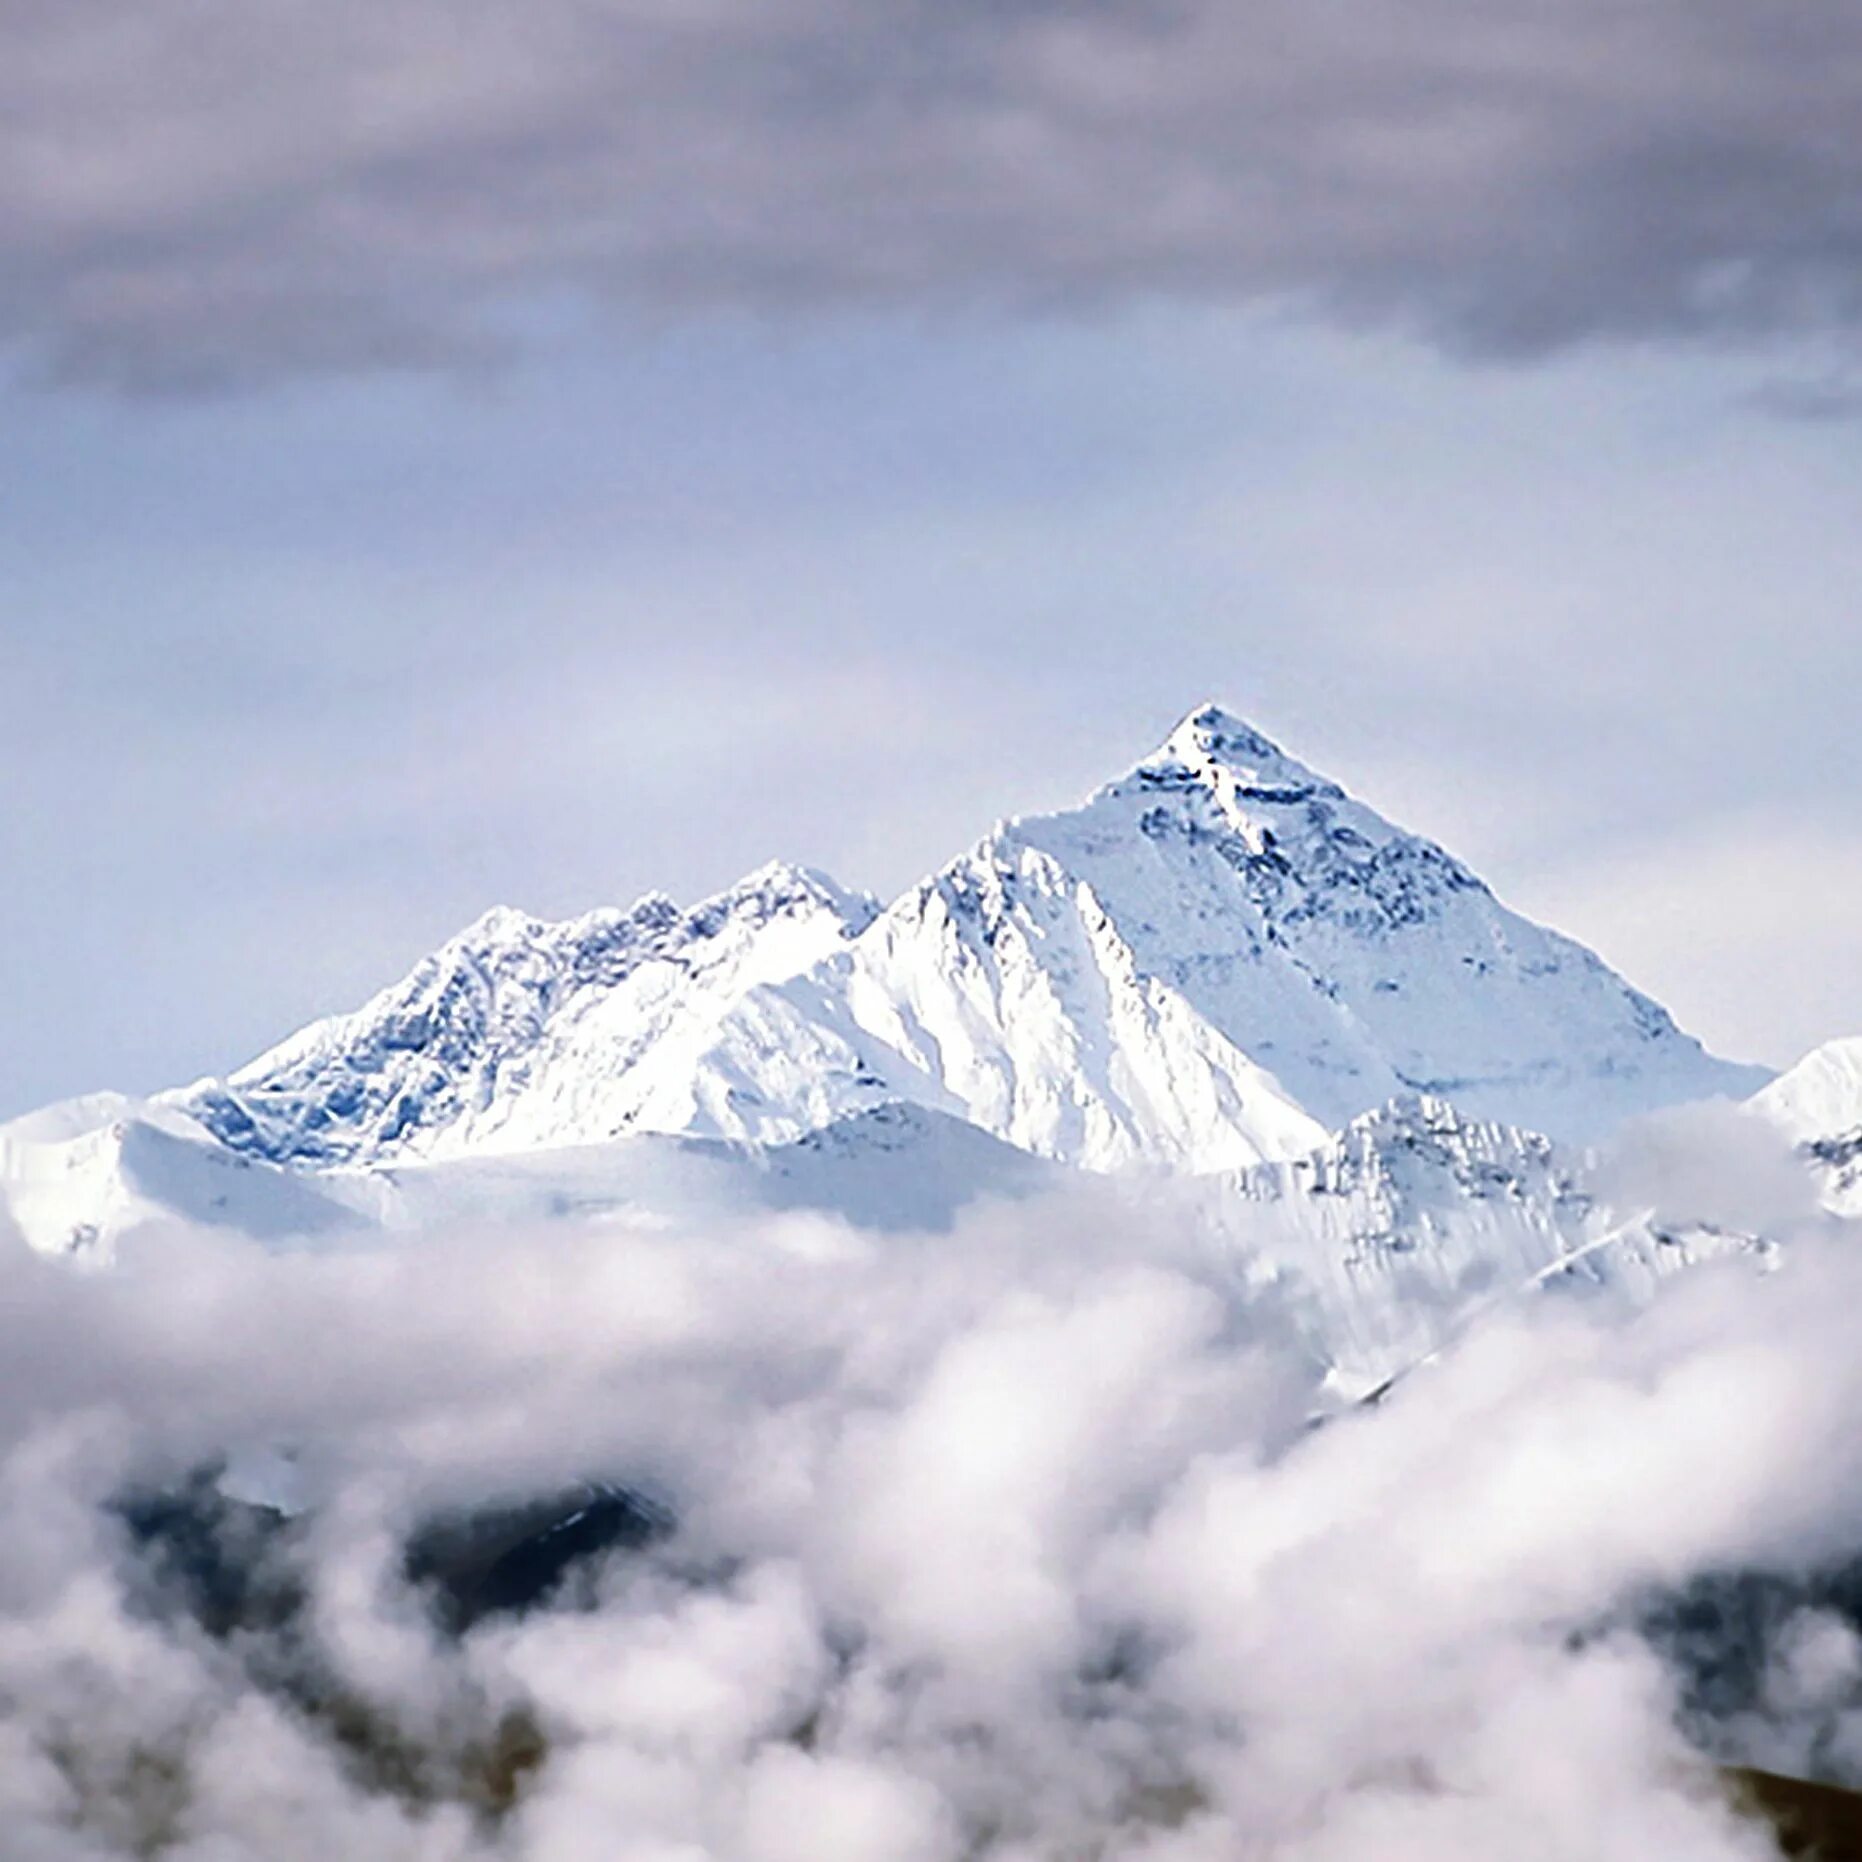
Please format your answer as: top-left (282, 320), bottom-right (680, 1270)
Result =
top-left (1, 1144), bottom-right (1859, 1858)
top-left (9, 0), bottom-right (1862, 389)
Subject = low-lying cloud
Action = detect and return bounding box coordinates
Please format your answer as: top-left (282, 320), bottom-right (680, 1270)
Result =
top-left (1, 1144), bottom-right (1859, 1858)
top-left (9, 0), bottom-right (1862, 390)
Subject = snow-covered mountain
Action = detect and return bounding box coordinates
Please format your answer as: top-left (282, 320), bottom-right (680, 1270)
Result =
top-left (165, 703), bottom-right (1768, 1178)
top-left (180, 863), bottom-right (881, 1168)
top-left (0, 1093), bottom-right (1056, 1264)
top-left (1751, 1038), bottom-right (1862, 1215)
top-left (698, 706), bottom-right (1766, 1170)
top-left (3, 700), bottom-right (1795, 1386)
top-left (1195, 1094), bottom-right (1769, 1394)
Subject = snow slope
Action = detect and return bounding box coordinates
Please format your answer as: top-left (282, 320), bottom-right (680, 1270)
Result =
top-left (178, 864), bottom-right (880, 1168)
top-left (3, 1083), bottom-right (1768, 1399)
top-left (1750, 1038), bottom-right (1862, 1215)
top-left (0, 1094), bottom-right (1054, 1263)
top-left (0, 1097), bottom-right (357, 1261)
top-left (340, 1100), bottom-right (1059, 1240)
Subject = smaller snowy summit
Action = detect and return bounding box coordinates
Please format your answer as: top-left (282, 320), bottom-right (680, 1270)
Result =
top-left (180, 862), bottom-right (880, 1168)
top-left (1751, 1037), bottom-right (1862, 1213)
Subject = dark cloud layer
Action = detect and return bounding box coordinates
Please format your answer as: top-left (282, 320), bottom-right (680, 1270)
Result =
top-left (7, 0), bottom-right (1862, 389)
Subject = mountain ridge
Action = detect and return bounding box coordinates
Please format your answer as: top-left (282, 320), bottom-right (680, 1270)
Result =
top-left (153, 702), bottom-right (1768, 1176)
top-left (177, 861), bottom-right (880, 1168)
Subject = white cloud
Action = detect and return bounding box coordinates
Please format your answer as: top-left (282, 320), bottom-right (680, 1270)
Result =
top-left (0, 1137), bottom-right (1853, 1855)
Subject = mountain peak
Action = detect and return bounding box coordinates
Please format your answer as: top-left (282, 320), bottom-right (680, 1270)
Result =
top-left (1752, 1037), bottom-right (1862, 1144)
top-left (1753, 1039), bottom-right (1862, 1216)
top-left (1128, 701), bottom-right (1341, 807)
top-left (178, 859), bottom-right (879, 1168)
top-left (1167, 698), bottom-right (1279, 753)
top-left (933, 703), bottom-right (1766, 1152)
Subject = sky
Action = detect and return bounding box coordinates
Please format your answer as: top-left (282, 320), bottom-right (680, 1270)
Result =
top-left (7, 0), bottom-right (1862, 1116)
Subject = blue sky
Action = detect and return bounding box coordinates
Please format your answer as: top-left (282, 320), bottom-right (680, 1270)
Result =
top-left (7, 0), bottom-right (1862, 1114)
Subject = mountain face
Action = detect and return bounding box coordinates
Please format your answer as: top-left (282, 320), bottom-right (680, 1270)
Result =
top-left (180, 864), bottom-right (880, 1168)
top-left (1197, 1094), bottom-right (1768, 1395)
top-left (1751, 1039), bottom-right (1862, 1214)
top-left (166, 704), bottom-right (1764, 1176)
top-left (699, 707), bottom-right (1766, 1170)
